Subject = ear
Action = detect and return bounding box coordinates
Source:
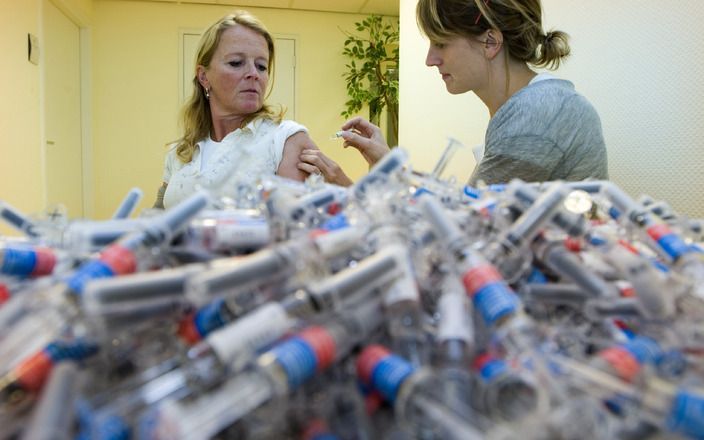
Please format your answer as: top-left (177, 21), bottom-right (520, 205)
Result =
top-left (483, 29), bottom-right (504, 60)
top-left (196, 65), bottom-right (209, 89)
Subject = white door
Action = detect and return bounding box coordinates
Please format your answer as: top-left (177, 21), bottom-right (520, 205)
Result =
top-left (43, 0), bottom-right (84, 218)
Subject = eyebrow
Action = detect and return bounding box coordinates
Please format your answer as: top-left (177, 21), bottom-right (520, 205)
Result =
top-left (222, 51), bottom-right (268, 60)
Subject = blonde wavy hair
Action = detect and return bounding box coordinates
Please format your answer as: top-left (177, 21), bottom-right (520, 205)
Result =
top-left (175, 10), bottom-right (283, 163)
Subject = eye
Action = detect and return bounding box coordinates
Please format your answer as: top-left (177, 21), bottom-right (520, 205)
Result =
top-left (256, 63), bottom-right (268, 72)
top-left (228, 60), bottom-right (243, 67)
top-left (432, 41), bottom-right (446, 49)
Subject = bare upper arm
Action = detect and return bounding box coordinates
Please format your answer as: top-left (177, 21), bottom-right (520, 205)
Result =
top-left (277, 131), bottom-right (316, 181)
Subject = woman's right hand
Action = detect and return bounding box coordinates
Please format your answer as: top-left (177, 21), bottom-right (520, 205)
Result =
top-left (339, 117), bottom-right (391, 168)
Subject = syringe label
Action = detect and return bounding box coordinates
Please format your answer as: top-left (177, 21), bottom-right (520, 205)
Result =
top-left (67, 260), bottom-right (115, 295)
top-left (646, 224), bottom-right (689, 260)
top-left (298, 326), bottom-right (336, 371)
top-left (473, 353), bottom-right (508, 382)
top-left (621, 336), bottom-right (662, 365)
top-left (99, 245), bottom-right (137, 275)
top-left (667, 390), bottom-right (704, 438)
top-left (357, 345), bottom-right (414, 405)
top-left (473, 283), bottom-right (517, 326)
top-left (462, 264), bottom-right (503, 296)
top-left (1, 247), bottom-right (37, 277)
top-left (31, 247), bottom-right (56, 276)
top-left (599, 347), bottom-right (641, 382)
top-left (208, 302), bottom-right (290, 363)
top-left (272, 336), bottom-right (318, 389)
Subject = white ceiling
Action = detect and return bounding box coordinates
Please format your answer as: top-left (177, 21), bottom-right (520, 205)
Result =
top-left (112, 0), bottom-right (399, 16)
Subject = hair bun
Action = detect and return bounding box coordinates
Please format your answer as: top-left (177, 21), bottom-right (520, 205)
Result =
top-left (543, 32), bottom-right (553, 46)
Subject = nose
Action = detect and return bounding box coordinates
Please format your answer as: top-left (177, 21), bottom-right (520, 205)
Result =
top-left (425, 45), bottom-right (440, 67)
top-left (245, 61), bottom-right (260, 80)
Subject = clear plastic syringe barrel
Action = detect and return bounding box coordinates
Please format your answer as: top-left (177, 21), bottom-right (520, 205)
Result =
top-left (356, 345), bottom-right (492, 440)
top-left (553, 354), bottom-right (704, 439)
top-left (471, 352), bottom-right (542, 422)
top-left (184, 247), bottom-right (293, 306)
top-left (533, 238), bottom-right (617, 298)
top-left (185, 225), bottom-right (368, 307)
top-left (582, 181), bottom-right (695, 265)
top-left (179, 225), bottom-right (373, 343)
top-left (509, 182), bottom-right (587, 237)
top-left (83, 362), bottom-right (190, 439)
top-left (183, 209), bottom-right (270, 254)
top-left (0, 337), bottom-right (98, 407)
top-left (81, 263), bottom-right (203, 331)
top-left (587, 334), bottom-right (675, 384)
top-left (112, 187), bottom-right (143, 219)
top-left (298, 243), bottom-right (401, 313)
top-left (147, 368), bottom-right (273, 440)
top-left (286, 185), bottom-right (349, 223)
top-left (185, 301), bottom-right (295, 389)
top-left (65, 191), bottom-right (209, 297)
top-left (0, 288), bottom-right (68, 373)
top-left (433, 276), bottom-right (475, 417)
top-left (150, 300), bottom-right (383, 439)
top-left (416, 193), bottom-right (467, 256)
top-left (378, 243), bottom-right (428, 367)
top-left (121, 189), bottom-right (210, 250)
top-left (351, 147), bottom-right (409, 200)
top-left (521, 282), bottom-right (592, 308)
top-left (62, 218), bottom-right (149, 254)
top-left (20, 361), bottom-right (80, 440)
top-left (436, 275), bottom-right (475, 365)
top-left (496, 180), bottom-right (570, 253)
top-left (430, 137), bottom-right (463, 180)
top-left (597, 240), bottom-right (674, 319)
top-left (0, 200), bottom-right (40, 238)
top-left (418, 193), bottom-right (518, 327)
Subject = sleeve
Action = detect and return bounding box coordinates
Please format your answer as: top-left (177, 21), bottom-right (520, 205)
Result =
top-left (272, 120), bottom-right (308, 167)
top-left (469, 135), bottom-right (564, 185)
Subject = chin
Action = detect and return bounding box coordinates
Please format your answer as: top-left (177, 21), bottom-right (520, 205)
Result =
top-left (446, 85), bottom-right (470, 95)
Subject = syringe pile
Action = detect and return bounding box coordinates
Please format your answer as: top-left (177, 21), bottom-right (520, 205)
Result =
top-left (2, 148), bottom-right (704, 440)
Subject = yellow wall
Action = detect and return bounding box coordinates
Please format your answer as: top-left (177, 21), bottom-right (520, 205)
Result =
top-left (54, 0), bottom-right (93, 24)
top-left (0, 0), bottom-right (43, 235)
top-left (0, 0), bottom-right (91, 236)
top-left (92, 1), bottom-right (388, 218)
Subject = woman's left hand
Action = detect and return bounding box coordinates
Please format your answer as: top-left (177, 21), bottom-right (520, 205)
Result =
top-left (297, 149), bottom-right (353, 187)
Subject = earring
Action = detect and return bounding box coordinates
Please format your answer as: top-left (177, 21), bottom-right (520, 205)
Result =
top-left (204, 87), bottom-right (210, 99)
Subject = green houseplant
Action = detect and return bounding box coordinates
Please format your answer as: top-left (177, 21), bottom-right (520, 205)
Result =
top-left (341, 15), bottom-right (399, 144)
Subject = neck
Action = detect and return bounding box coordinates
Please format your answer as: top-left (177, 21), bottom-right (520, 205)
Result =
top-left (476, 54), bottom-right (536, 117)
top-left (210, 112), bottom-right (247, 142)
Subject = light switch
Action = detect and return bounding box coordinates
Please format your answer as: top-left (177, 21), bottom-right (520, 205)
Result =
top-left (28, 33), bottom-right (39, 65)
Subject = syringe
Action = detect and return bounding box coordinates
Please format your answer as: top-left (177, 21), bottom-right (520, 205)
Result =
top-left (146, 299), bottom-right (383, 439)
top-left (112, 187), bottom-right (143, 220)
top-left (0, 200), bottom-right (40, 238)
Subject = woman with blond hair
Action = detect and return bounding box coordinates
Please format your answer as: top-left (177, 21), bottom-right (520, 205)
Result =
top-left (155, 11), bottom-right (318, 208)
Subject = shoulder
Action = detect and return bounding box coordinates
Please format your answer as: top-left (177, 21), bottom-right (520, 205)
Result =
top-left (278, 119), bottom-right (308, 135)
top-left (521, 79), bottom-right (598, 116)
top-left (491, 79), bottom-right (601, 134)
top-left (248, 118), bottom-right (307, 136)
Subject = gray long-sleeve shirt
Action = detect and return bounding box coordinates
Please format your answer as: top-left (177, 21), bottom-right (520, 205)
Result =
top-left (469, 77), bottom-right (608, 185)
